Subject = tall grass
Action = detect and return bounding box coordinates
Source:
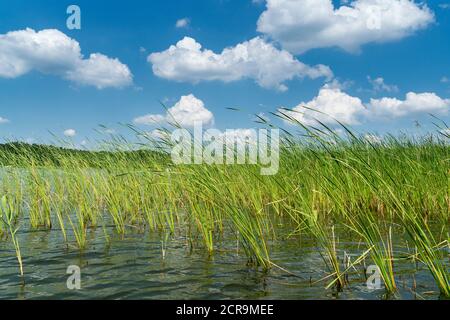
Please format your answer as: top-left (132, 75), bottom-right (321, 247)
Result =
top-left (0, 119), bottom-right (448, 297)
top-left (0, 195), bottom-right (24, 277)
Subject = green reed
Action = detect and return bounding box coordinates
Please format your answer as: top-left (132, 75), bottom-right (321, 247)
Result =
top-left (0, 195), bottom-right (24, 277)
top-left (0, 120), bottom-right (448, 297)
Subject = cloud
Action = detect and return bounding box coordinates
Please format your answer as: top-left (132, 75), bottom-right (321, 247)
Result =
top-left (368, 92), bottom-right (450, 117)
top-left (148, 36), bottom-right (333, 91)
top-left (65, 53), bottom-right (132, 89)
top-left (133, 94), bottom-right (214, 127)
top-left (142, 129), bottom-right (171, 140)
top-left (280, 85), bottom-right (367, 125)
top-left (63, 129), bottom-right (76, 137)
top-left (133, 114), bottom-right (166, 125)
top-left (0, 117), bottom-right (9, 124)
top-left (176, 18), bottom-right (190, 28)
top-left (257, 0), bottom-right (434, 54)
top-left (167, 94), bottom-right (214, 126)
top-left (0, 28), bottom-right (132, 89)
top-left (151, 129), bottom-right (169, 139)
top-left (281, 86), bottom-right (450, 126)
top-left (367, 76), bottom-right (398, 93)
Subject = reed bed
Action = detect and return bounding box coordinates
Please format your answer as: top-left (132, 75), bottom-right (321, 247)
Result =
top-left (0, 122), bottom-right (448, 298)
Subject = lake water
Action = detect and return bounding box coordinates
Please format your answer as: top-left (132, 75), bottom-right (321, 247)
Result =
top-left (0, 223), bottom-right (445, 300)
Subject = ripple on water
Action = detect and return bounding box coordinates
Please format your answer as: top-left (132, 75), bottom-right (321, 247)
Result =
top-left (0, 225), bottom-right (445, 300)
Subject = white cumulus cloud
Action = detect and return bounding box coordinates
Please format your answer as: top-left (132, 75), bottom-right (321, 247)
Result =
top-left (368, 92), bottom-right (450, 117)
top-left (280, 85), bottom-right (367, 125)
top-left (367, 76), bottom-right (398, 93)
top-left (133, 114), bottom-right (166, 125)
top-left (148, 36), bottom-right (332, 91)
top-left (257, 0), bottom-right (434, 54)
top-left (149, 129), bottom-right (171, 140)
top-left (0, 117), bottom-right (9, 124)
top-left (281, 86), bottom-right (450, 126)
top-left (63, 129), bottom-right (76, 137)
top-left (65, 53), bottom-right (132, 89)
top-left (133, 94), bottom-right (214, 127)
top-left (176, 18), bottom-right (190, 28)
top-left (0, 28), bottom-right (132, 89)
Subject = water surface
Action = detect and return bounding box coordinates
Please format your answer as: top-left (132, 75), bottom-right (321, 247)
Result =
top-left (0, 223), bottom-right (444, 300)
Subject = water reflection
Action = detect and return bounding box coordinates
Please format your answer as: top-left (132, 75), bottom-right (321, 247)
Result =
top-left (0, 224), bottom-right (443, 300)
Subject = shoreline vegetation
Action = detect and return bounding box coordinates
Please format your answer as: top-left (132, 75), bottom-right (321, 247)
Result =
top-left (0, 120), bottom-right (449, 299)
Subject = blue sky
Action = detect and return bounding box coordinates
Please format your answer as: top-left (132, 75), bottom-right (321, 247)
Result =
top-left (0, 0), bottom-right (449, 145)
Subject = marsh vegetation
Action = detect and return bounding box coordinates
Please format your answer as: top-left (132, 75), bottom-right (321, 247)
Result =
top-left (0, 121), bottom-right (448, 299)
